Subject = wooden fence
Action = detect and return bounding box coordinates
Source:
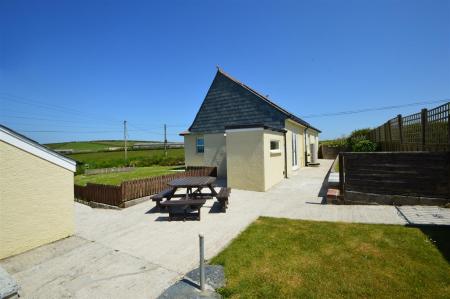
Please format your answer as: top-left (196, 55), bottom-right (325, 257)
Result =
top-left (368, 102), bottom-right (449, 151)
top-left (339, 152), bottom-right (450, 202)
top-left (74, 166), bottom-right (217, 207)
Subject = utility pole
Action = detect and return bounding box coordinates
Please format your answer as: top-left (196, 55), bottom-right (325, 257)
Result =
top-left (124, 120), bottom-right (128, 161)
top-left (164, 124), bottom-right (168, 157)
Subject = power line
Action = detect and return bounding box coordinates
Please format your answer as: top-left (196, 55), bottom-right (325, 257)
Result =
top-left (300, 99), bottom-right (448, 118)
top-left (19, 130), bottom-right (121, 133)
top-left (0, 121), bottom-right (120, 130)
top-left (0, 114), bottom-right (118, 124)
top-left (1, 93), bottom-right (191, 130)
top-left (127, 123), bottom-right (180, 136)
top-left (0, 93), bottom-right (122, 125)
top-left (0, 114), bottom-right (186, 131)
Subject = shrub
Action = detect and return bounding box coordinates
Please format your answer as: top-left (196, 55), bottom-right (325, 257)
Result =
top-left (320, 127), bottom-right (378, 153)
top-left (352, 139), bottom-right (377, 152)
top-left (347, 128), bottom-right (373, 151)
top-left (348, 128), bottom-right (371, 140)
top-left (321, 137), bottom-right (347, 148)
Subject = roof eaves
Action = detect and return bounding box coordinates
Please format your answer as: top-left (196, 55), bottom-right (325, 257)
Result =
top-left (225, 124), bottom-right (287, 133)
top-left (0, 124), bottom-right (77, 172)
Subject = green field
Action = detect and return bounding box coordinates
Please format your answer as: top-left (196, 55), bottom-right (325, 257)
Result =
top-left (68, 148), bottom-right (184, 171)
top-left (45, 140), bottom-right (149, 152)
top-left (75, 166), bottom-right (179, 186)
top-left (212, 217), bottom-right (450, 298)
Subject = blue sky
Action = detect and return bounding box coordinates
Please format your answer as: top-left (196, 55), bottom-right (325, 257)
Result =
top-left (1, 0), bottom-right (449, 143)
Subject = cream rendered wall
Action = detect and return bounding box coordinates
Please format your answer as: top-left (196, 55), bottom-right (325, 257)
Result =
top-left (204, 133), bottom-right (227, 178)
top-left (305, 129), bottom-right (320, 162)
top-left (0, 141), bottom-right (74, 259)
top-left (184, 134), bottom-right (205, 167)
top-left (285, 119), bottom-right (306, 177)
top-left (184, 133), bottom-right (227, 178)
top-left (263, 131), bottom-right (285, 190)
top-left (226, 129), bottom-right (265, 191)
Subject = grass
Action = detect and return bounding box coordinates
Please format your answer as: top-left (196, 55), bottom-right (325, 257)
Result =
top-left (68, 148), bottom-right (184, 170)
top-left (211, 217), bottom-right (450, 299)
top-left (45, 140), bottom-right (146, 151)
top-left (74, 166), bottom-right (179, 186)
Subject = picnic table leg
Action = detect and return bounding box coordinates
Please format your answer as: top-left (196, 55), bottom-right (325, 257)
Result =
top-left (208, 184), bottom-right (217, 196)
top-left (185, 187), bottom-right (191, 200)
top-left (166, 187), bottom-right (177, 201)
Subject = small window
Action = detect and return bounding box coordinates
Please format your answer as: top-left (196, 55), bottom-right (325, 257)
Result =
top-left (270, 140), bottom-right (280, 151)
top-left (196, 137), bottom-right (204, 153)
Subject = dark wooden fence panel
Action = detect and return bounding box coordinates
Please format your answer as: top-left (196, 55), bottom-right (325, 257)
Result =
top-left (320, 145), bottom-right (345, 159)
top-left (341, 152), bottom-right (450, 199)
top-left (74, 166), bottom-right (217, 207)
top-left (368, 102), bottom-right (449, 152)
top-left (74, 183), bottom-right (122, 206)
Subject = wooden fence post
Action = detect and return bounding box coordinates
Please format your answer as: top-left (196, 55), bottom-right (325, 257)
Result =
top-left (397, 114), bottom-right (403, 144)
top-left (339, 153), bottom-right (344, 194)
top-left (448, 104), bottom-right (450, 147)
top-left (387, 122), bottom-right (392, 142)
top-left (421, 108), bottom-right (427, 150)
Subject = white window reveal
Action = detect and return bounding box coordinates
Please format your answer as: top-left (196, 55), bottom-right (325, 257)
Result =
top-left (270, 140), bottom-right (281, 154)
top-left (196, 136), bottom-right (204, 153)
top-left (292, 133), bottom-right (298, 168)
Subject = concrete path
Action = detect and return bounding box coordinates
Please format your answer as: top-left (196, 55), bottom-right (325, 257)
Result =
top-left (396, 206), bottom-right (450, 225)
top-left (0, 159), bottom-right (412, 298)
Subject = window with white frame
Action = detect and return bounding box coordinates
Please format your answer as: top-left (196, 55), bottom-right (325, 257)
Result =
top-left (270, 140), bottom-right (280, 152)
top-left (196, 137), bottom-right (204, 153)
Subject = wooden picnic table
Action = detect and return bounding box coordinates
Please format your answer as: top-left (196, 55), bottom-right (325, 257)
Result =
top-left (154, 176), bottom-right (217, 221)
top-left (151, 176), bottom-right (230, 219)
top-left (168, 176), bottom-right (217, 199)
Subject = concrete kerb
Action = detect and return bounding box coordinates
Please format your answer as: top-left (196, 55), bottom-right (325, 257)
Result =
top-left (0, 266), bottom-right (19, 299)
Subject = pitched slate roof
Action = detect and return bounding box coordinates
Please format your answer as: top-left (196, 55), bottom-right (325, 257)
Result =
top-left (188, 69), bottom-right (321, 134)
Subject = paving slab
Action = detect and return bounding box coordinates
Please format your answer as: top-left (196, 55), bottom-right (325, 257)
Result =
top-left (328, 172), bottom-right (339, 186)
top-left (1, 236), bottom-right (178, 299)
top-left (396, 206), bottom-right (450, 225)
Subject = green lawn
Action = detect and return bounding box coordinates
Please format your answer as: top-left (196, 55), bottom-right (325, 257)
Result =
top-left (75, 166), bottom-right (179, 186)
top-left (211, 217), bottom-right (450, 299)
top-left (68, 148), bottom-right (184, 169)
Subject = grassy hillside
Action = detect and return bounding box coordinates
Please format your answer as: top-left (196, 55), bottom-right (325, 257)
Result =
top-left (68, 148), bottom-right (185, 172)
top-left (45, 140), bottom-right (150, 151)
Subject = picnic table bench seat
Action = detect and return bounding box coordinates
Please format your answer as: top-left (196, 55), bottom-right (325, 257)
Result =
top-left (151, 188), bottom-right (175, 207)
top-left (160, 199), bottom-right (206, 221)
top-left (216, 187), bottom-right (231, 212)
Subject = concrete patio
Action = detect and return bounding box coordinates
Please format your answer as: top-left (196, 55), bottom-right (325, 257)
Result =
top-left (0, 159), bottom-right (414, 298)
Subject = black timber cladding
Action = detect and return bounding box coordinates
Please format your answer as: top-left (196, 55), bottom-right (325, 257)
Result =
top-left (189, 70), bottom-right (320, 133)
